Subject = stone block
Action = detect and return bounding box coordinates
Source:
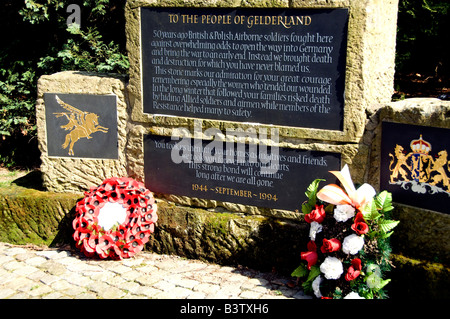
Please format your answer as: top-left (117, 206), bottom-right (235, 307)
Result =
top-left (36, 71), bottom-right (128, 193)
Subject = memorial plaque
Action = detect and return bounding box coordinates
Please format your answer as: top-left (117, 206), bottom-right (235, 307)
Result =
top-left (380, 122), bottom-right (450, 214)
top-left (141, 7), bottom-right (348, 131)
top-left (144, 134), bottom-right (341, 211)
top-left (44, 93), bottom-right (118, 159)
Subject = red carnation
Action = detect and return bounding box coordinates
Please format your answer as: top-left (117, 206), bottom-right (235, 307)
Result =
top-left (320, 238), bottom-right (341, 253)
top-left (351, 212), bottom-right (369, 235)
top-left (301, 241), bottom-right (318, 270)
top-left (305, 205), bottom-right (326, 223)
top-left (345, 258), bottom-right (362, 281)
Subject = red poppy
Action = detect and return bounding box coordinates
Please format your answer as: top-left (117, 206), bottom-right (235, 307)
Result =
top-left (301, 241), bottom-right (318, 270)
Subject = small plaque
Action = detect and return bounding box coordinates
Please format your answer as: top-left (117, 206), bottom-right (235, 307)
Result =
top-left (141, 7), bottom-right (348, 131)
top-left (380, 122), bottom-right (450, 214)
top-left (44, 93), bottom-right (118, 159)
top-left (144, 134), bottom-right (341, 211)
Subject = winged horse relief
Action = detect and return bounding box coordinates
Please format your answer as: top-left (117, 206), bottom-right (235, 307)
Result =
top-left (53, 95), bottom-right (108, 156)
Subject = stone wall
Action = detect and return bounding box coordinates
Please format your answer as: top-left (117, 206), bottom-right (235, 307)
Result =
top-left (367, 98), bottom-right (450, 264)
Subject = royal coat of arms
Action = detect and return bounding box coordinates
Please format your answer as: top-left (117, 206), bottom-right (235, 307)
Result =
top-left (53, 95), bottom-right (109, 156)
top-left (388, 135), bottom-right (450, 196)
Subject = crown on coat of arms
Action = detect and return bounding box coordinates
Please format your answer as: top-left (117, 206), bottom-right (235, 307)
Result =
top-left (410, 135), bottom-right (431, 155)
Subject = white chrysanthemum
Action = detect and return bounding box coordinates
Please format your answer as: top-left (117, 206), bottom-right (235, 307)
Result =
top-left (344, 291), bottom-right (365, 299)
top-left (320, 256), bottom-right (344, 280)
top-left (333, 204), bottom-right (356, 222)
top-left (366, 273), bottom-right (382, 289)
top-left (309, 221), bottom-right (323, 241)
top-left (312, 275), bottom-right (323, 298)
top-left (342, 234), bottom-right (365, 255)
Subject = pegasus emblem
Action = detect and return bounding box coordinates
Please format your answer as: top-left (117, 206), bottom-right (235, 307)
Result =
top-left (53, 95), bottom-right (108, 156)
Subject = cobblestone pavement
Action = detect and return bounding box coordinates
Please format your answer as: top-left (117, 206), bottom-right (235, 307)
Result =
top-left (0, 242), bottom-right (310, 299)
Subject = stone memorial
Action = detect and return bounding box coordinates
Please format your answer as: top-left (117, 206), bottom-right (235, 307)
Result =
top-left (36, 0), bottom-right (400, 213)
top-left (123, 0), bottom-right (398, 215)
top-left (26, 0), bottom-right (450, 296)
top-left (380, 122), bottom-right (450, 215)
top-left (36, 71), bottom-right (128, 193)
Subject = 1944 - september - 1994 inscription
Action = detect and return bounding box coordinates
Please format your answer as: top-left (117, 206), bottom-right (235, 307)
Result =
top-left (141, 7), bottom-right (348, 131)
top-left (144, 128), bottom-right (341, 211)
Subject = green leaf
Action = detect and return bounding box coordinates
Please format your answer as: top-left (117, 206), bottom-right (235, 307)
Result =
top-left (378, 219), bottom-right (400, 234)
top-left (291, 264), bottom-right (309, 278)
top-left (305, 265), bottom-right (321, 283)
top-left (305, 179), bottom-right (325, 203)
top-left (302, 179), bottom-right (325, 213)
top-left (376, 278), bottom-right (391, 290)
top-left (375, 191), bottom-right (394, 213)
top-left (378, 231), bottom-right (394, 239)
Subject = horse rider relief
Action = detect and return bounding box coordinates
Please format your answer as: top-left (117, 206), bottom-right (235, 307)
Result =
top-left (53, 95), bottom-right (109, 156)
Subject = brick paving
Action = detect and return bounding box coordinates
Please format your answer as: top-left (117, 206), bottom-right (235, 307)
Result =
top-left (0, 242), bottom-right (310, 299)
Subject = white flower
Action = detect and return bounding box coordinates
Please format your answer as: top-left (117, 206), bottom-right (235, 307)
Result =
top-left (333, 204), bottom-right (355, 222)
top-left (344, 291), bottom-right (365, 299)
top-left (342, 234), bottom-right (365, 255)
top-left (366, 264), bottom-right (382, 289)
top-left (320, 256), bottom-right (344, 280)
top-left (312, 275), bottom-right (323, 298)
top-left (309, 221), bottom-right (323, 241)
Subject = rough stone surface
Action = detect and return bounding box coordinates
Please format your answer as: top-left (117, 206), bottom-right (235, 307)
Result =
top-left (0, 185), bottom-right (80, 246)
top-left (145, 200), bottom-right (309, 274)
top-left (0, 242), bottom-right (309, 299)
top-left (391, 205), bottom-right (450, 264)
top-left (367, 98), bottom-right (450, 189)
top-left (360, 98), bottom-right (450, 265)
top-left (36, 71), bottom-right (129, 193)
top-left (0, 184), bottom-right (307, 274)
top-left (0, 185), bottom-right (449, 298)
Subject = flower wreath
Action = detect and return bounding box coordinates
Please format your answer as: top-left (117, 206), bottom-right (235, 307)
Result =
top-left (292, 165), bottom-right (399, 299)
top-left (72, 177), bottom-right (158, 259)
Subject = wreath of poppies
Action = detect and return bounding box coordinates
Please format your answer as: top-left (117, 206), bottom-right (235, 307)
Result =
top-left (72, 177), bottom-right (158, 259)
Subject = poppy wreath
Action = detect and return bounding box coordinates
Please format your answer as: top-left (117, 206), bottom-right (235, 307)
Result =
top-left (72, 177), bottom-right (158, 259)
top-left (291, 165), bottom-right (399, 299)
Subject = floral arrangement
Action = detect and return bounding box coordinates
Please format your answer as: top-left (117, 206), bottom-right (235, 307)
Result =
top-left (292, 165), bottom-right (399, 299)
top-left (72, 177), bottom-right (158, 259)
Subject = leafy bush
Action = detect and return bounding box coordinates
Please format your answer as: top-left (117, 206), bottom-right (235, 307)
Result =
top-left (0, 0), bottom-right (128, 168)
top-left (396, 0), bottom-right (450, 77)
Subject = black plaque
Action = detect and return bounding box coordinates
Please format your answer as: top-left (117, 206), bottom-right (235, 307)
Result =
top-left (144, 134), bottom-right (341, 211)
top-left (44, 93), bottom-right (118, 159)
top-left (141, 7), bottom-right (348, 130)
top-left (380, 122), bottom-right (450, 214)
